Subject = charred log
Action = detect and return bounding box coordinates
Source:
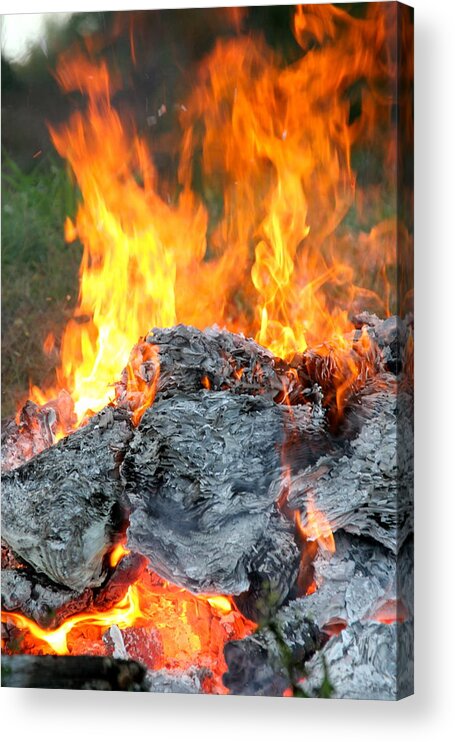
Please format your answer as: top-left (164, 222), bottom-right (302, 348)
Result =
top-left (223, 532), bottom-right (413, 699)
top-left (1, 654), bottom-right (149, 691)
top-left (303, 619), bottom-right (414, 700)
top-left (116, 324), bottom-right (285, 406)
top-left (1, 391), bottom-right (76, 473)
top-left (1, 548), bottom-right (147, 630)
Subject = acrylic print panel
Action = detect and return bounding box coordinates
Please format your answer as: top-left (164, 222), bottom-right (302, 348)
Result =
top-left (1, 3), bottom-right (414, 699)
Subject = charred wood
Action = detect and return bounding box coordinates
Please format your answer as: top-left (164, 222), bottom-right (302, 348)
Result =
top-left (116, 324), bottom-right (284, 406)
top-left (303, 619), bottom-right (414, 700)
top-left (223, 533), bottom-right (413, 699)
top-left (1, 550), bottom-right (147, 629)
top-left (1, 391), bottom-right (77, 472)
top-left (1, 654), bottom-right (149, 691)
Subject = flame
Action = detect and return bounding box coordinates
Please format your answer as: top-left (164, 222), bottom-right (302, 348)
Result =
top-left (2, 576), bottom-right (255, 691)
top-left (109, 542), bottom-right (130, 568)
top-left (22, 3), bottom-right (400, 426)
top-left (295, 504), bottom-right (335, 554)
top-left (43, 332), bottom-right (56, 356)
top-left (123, 342), bottom-right (160, 425)
top-left (206, 596), bottom-right (232, 615)
top-left (2, 586), bottom-right (141, 655)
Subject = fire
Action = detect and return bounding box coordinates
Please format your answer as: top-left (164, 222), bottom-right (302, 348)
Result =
top-left (7, 4), bottom-right (408, 688)
top-left (23, 3), bottom-right (399, 427)
top-left (2, 576), bottom-right (255, 692)
top-left (109, 542), bottom-right (130, 568)
top-left (295, 503), bottom-right (335, 554)
top-left (2, 586), bottom-right (141, 655)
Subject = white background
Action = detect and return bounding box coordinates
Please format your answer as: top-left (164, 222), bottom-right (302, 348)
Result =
top-left (1, 1), bottom-right (454, 740)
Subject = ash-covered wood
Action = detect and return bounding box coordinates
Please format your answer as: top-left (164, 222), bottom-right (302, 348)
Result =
top-left (1, 569), bottom-right (93, 629)
top-left (123, 391), bottom-right (310, 597)
top-left (146, 667), bottom-right (205, 694)
top-left (1, 407), bottom-right (132, 592)
top-left (1, 391), bottom-right (76, 472)
top-left (1, 549), bottom-right (147, 629)
top-left (1, 654), bottom-right (149, 691)
top-left (1, 314), bottom-right (412, 700)
top-left (300, 532), bottom-right (413, 629)
top-left (300, 532), bottom-right (414, 700)
top-left (352, 313), bottom-right (411, 375)
top-left (2, 322), bottom-right (407, 607)
top-left (223, 532), bottom-right (413, 699)
top-left (283, 374), bottom-right (413, 552)
top-left (116, 324), bottom-right (285, 406)
top-left (303, 619), bottom-right (414, 700)
top-left (222, 601), bottom-right (323, 696)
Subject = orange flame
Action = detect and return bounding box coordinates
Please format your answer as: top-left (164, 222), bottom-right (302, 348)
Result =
top-left (2, 586), bottom-right (142, 655)
top-left (295, 503), bottom-right (335, 554)
top-left (2, 577), bottom-right (255, 691)
top-left (22, 4), bottom-right (400, 427)
top-left (109, 542), bottom-right (130, 568)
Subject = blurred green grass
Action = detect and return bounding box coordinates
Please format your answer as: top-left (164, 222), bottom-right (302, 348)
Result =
top-left (1, 154), bottom-right (82, 418)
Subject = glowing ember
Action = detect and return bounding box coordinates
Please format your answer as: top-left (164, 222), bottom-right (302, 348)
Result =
top-left (368, 599), bottom-right (409, 625)
top-left (2, 574), bottom-right (255, 692)
top-left (3, 586), bottom-right (141, 655)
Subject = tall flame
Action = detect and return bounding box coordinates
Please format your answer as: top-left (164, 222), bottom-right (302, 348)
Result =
top-left (23, 3), bottom-right (399, 425)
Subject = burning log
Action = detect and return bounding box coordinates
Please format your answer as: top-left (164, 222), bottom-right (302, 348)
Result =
top-left (1, 654), bottom-right (149, 691)
top-left (1, 407), bottom-right (132, 592)
top-left (1, 391), bottom-right (76, 472)
top-left (1, 318), bottom-right (409, 637)
top-left (1, 542), bottom-right (147, 630)
top-left (1, 567), bottom-right (93, 629)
